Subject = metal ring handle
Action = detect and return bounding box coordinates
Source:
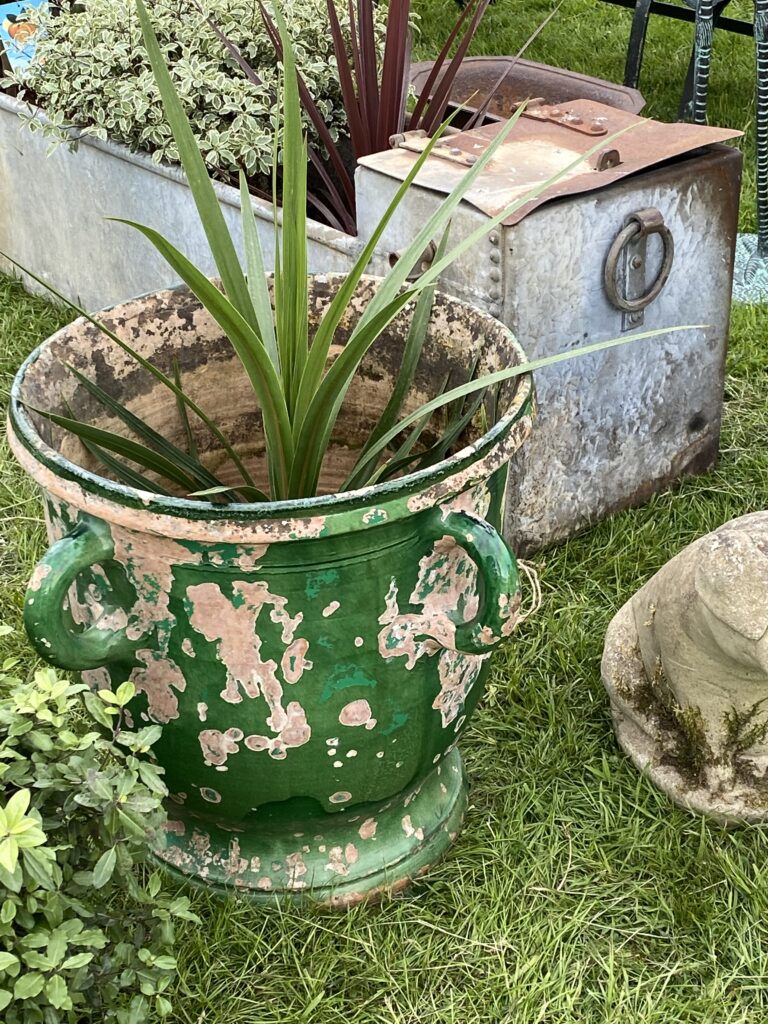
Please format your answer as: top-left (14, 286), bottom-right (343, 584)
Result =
top-left (604, 210), bottom-right (675, 313)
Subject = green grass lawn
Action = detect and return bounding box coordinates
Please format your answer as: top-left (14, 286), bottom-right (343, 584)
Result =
top-left (2, 1), bottom-right (768, 1020)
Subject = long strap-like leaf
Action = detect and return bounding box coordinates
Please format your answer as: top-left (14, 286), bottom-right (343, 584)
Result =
top-left (288, 290), bottom-right (416, 497)
top-left (32, 408), bottom-right (202, 494)
top-left (111, 219), bottom-right (294, 497)
top-left (135, 0), bottom-right (257, 331)
top-left (344, 226), bottom-right (452, 489)
top-left (239, 171), bottom-right (279, 374)
top-left (271, 5), bottom-right (308, 419)
top-left (66, 364), bottom-right (228, 493)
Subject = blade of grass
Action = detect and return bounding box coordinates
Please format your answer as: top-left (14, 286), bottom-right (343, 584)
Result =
top-left (110, 218), bottom-right (294, 496)
top-left (135, 0), bottom-right (257, 330)
top-left (1, 250), bottom-right (257, 490)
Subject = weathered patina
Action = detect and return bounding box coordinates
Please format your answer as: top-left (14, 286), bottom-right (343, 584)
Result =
top-left (10, 276), bottom-right (533, 903)
top-left (602, 512), bottom-right (768, 824)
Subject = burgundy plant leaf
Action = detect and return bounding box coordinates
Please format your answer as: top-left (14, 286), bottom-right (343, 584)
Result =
top-left (358, 0), bottom-right (380, 146)
top-left (257, 1), bottom-right (356, 218)
top-left (420, 0), bottom-right (492, 136)
top-left (407, 0), bottom-right (482, 130)
top-left (308, 147), bottom-right (357, 234)
top-left (464, 1), bottom-right (563, 131)
top-left (327, 0), bottom-right (369, 156)
top-left (375, 0), bottom-right (410, 152)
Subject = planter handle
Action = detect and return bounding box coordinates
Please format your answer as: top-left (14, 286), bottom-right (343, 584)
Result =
top-left (24, 516), bottom-right (141, 670)
top-left (426, 509), bottom-right (519, 655)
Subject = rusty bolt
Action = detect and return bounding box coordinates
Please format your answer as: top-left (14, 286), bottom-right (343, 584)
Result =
top-left (630, 255), bottom-right (643, 270)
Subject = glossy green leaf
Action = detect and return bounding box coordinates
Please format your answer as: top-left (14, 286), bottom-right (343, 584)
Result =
top-left (239, 171), bottom-right (278, 372)
top-left (92, 847), bottom-right (117, 889)
top-left (135, 0), bottom-right (256, 329)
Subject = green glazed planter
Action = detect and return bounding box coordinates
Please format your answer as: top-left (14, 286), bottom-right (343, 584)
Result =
top-left (9, 276), bottom-right (533, 905)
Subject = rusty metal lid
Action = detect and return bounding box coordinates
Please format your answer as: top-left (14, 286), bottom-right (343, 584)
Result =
top-left (409, 56), bottom-right (646, 117)
top-left (359, 100), bottom-right (742, 226)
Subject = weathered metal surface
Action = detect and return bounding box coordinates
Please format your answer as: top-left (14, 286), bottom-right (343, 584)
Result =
top-left (0, 92), bottom-right (366, 311)
top-left (602, 511), bottom-right (768, 825)
top-left (10, 277), bottom-right (534, 904)
top-left (360, 99), bottom-right (742, 228)
top-left (357, 143), bottom-right (742, 554)
top-left (409, 56), bottom-right (646, 118)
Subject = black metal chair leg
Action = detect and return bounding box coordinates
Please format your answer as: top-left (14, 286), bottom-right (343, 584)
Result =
top-left (624, 0), bottom-right (654, 88)
top-left (679, 0), bottom-right (731, 120)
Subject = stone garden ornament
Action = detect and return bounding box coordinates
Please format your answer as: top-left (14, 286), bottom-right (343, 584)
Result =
top-left (602, 512), bottom-right (768, 823)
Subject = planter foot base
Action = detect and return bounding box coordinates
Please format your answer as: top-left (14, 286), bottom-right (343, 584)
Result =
top-left (153, 748), bottom-right (468, 905)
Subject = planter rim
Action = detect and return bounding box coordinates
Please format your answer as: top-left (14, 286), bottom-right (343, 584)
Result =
top-left (9, 281), bottom-right (533, 540)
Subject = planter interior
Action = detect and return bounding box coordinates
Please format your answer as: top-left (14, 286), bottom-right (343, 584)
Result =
top-left (19, 276), bottom-right (519, 500)
top-left (13, 276), bottom-right (533, 904)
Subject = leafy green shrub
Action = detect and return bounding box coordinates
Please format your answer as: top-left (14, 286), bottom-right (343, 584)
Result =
top-left (3, 0), bottom-right (383, 183)
top-left (0, 626), bottom-right (197, 1023)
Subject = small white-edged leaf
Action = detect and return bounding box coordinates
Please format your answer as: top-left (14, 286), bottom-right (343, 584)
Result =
top-left (92, 847), bottom-right (117, 889)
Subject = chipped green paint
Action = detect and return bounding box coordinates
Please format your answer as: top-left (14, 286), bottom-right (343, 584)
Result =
top-left (10, 280), bottom-right (533, 905)
top-left (319, 664), bottom-right (378, 704)
top-left (304, 568), bottom-right (340, 599)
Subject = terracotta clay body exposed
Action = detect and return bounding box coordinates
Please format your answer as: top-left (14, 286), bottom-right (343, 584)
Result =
top-left (602, 512), bottom-right (768, 823)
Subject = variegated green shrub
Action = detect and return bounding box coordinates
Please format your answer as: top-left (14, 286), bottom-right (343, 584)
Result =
top-left (0, 626), bottom-right (197, 1023)
top-left (3, 0), bottom-right (382, 182)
